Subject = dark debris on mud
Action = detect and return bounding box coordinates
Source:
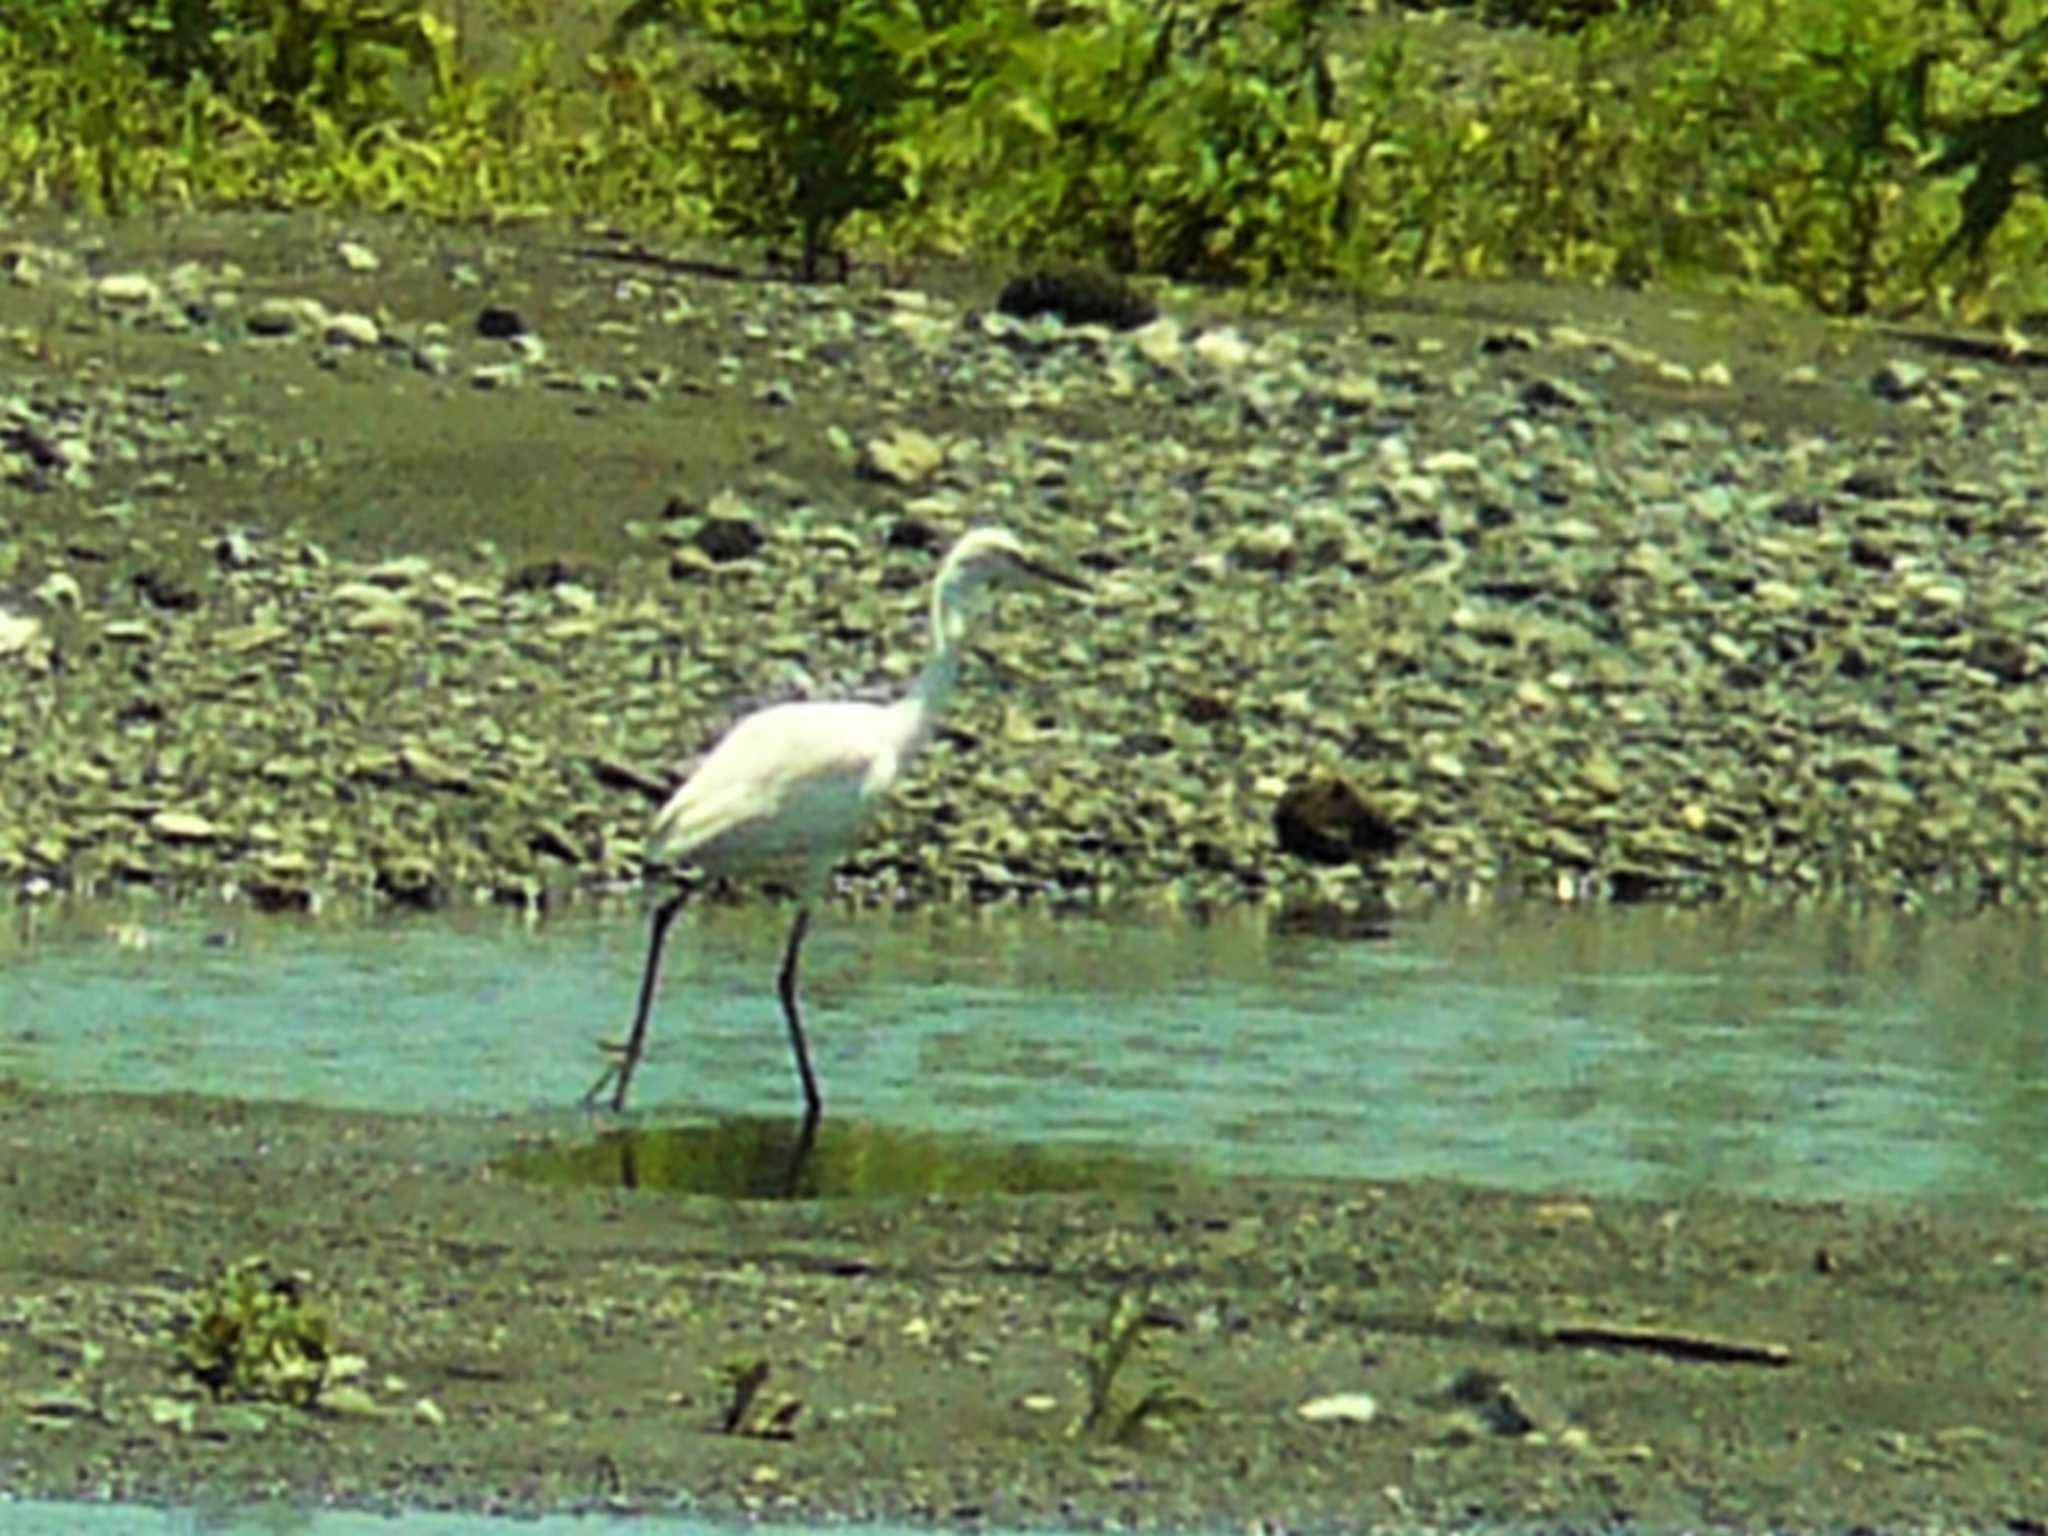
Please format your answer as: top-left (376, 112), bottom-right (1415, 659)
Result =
top-left (0, 1084), bottom-right (2043, 1530)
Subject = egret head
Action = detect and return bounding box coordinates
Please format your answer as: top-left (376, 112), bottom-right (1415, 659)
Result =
top-left (929, 526), bottom-right (1087, 647)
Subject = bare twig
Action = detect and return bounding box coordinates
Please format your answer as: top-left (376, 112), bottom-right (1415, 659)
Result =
top-left (1549, 1322), bottom-right (1792, 1368)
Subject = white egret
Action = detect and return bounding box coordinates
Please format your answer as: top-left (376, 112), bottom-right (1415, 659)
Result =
top-left (588, 525), bottom-right (1088, 1122)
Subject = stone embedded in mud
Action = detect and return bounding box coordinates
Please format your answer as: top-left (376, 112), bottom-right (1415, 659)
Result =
top-left (1297, 1391), bottom-right (1378, 1425)
top-left (213, 621), bottom-right (290, 655)
top-left (325, 313), bottom-right (382, 349)
top-left (692, 516), bottom-right (767, 563)
top-left (1190, 326), bottom-right (1253, 371)
top-left (995, 267), bottom-right (1157, 332)
top-left (1130, 317), bottom-right (1185, 372)
top-left (1872, 359), bottom-right (1929, 400)
top-left (343, 599), bottom-right (418, 634)
top-left (504, 558), bottom-right (589, 594)
top-left (1521, 375), bottom-right (1594, 412)
top-left (2, 241), bottom-right (74, 286)
top-left (1231, 524), bottom-right (1297, 574)
top-left (246, 296), bottom-right (323, 337)
top-left (0, 609), bottom-right (44, 658)
top-left (33, 571), bottom-right (81, 609)
top-left (214, 530), bottom-right (259, 568)
top-left (133, 569), bottom-right (202, 611)
top-left (475, 305), bottom-right (527, 339)
top-left (861, 427), bottom-right (944, 487)
top-left (1434, 1367), bottom-right (1541, 1437)
top-left (94, 272), bottom-right (160, 308)
top-left (400, 744), bottom-right (475, 793)
top-left (150, 810), bottom-right (222, 843)
top-left (364, 556), bottom-right (433, 587)
top-left (1274, 777), bottom-right (1402, 868)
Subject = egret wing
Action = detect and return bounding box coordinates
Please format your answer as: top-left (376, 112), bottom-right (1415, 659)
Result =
top-left (647, 700), bottom-right (902, 866)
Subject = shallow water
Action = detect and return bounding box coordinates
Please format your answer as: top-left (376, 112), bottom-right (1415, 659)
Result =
top-left (0, 1500), bottom-right (992, 1536)
top-left (2, 898), bottom-right (2043, 1206)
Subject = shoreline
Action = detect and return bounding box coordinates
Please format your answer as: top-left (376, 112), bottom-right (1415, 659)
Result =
top-left (1, 1082), bottom-right (2042, 1530)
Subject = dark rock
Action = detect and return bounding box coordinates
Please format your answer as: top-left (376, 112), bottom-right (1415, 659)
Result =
top-left (133, 570), bottom-right (201, 611)
top-left (1273, 776), bottom-right (1403, 866)
top-left (886, 517), bottom-right (942, 552)
top-left (476, 306), bottom-right (528, 339)
top-left (996, 267), bottom-right (1157, 331)
top-left (693, 517), bottom-right (766, 563)
top-left (503, 559), bottom-right (588, 594)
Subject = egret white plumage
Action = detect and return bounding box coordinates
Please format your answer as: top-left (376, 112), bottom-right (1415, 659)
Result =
top-left (587, 526), bottom-right (1088, 1122)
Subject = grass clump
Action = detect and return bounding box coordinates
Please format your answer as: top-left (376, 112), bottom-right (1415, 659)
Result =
top-left (1073, 1284), bottom-right (1204, 1446)
top-left (173, 1255), bottom-right (362, 1407)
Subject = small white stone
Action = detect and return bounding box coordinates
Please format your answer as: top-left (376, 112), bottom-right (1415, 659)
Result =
top-left (33, 571), bottom-right (81, 609)
top-left (863, 427), bottom-right (944, 486)
top-left (325, 312), bottom-right (381, 348)
top-left (248, 296), bottom-right (326, 336)
top-left (1297, 1392), bottom-right (1378, 1425)
top-left (1420, 449), bottom-right (1481, 478)
top-left (1131, 317), bottom-right (1185, 370)
top-left (0, 609), bottom-right (45, 656)
top-left (1191, 326), bottom-right (1251, 370)
top-left (95, 272), bottom-right (159, 307)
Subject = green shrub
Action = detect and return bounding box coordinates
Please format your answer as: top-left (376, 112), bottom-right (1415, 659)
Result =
top-left (0, 9), bottom-right (240, 214)
top-left (30, 0), bottom-right (453, 137)
top-left (897, 0), bottom-right (1379, 282)
top-left (2, 0), bottom-right (2046, 317)
top-left (174, 1256), bottom-right (349, 1407)
top-left (610, 0), bottom-right (985, 277)
top-left (1914, 1), bottom-right (2048, 310)
top-left (1630, 0), bottom-right (2048, 317)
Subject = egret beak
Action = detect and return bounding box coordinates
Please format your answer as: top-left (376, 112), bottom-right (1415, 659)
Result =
top-left (1014, 554), bottom-right (1091, 595)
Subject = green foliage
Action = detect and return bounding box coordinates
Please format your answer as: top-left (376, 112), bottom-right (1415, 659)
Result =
top-left (0, 6), bottom-right (257, 215)
top-left (899, 0), bottom-right (1374, 281)
top-left (3, 0), bottom-right (2048, 316)
top-left (1918, 2), bottom-right (2048, 271)
top-left (1073, 1284), bottom-right (1204, 1445)
top-left (610, 0), bottom-right (980, 277)
top-left (218, 0), bottom-right (457, 137)
top-left (1476, 0), bottom-right (1717, 30)
top-left (38, 0), bottom-right (454, 137)
top-left (1346, 18), bottom-right (1654, 285)
top-left (1626, 0), bottom-right (1942, 314)
top-left (173, 1255), bottom-right (348, 1407)
top-left (711, 1357), bottom-right (803, 1436)
top-left (1645, 0), bottom-right (2048, 316)
top-left (1320, 0), bottom-right (2048, 315)
top-left (0, 14), bottom-right (140, 212)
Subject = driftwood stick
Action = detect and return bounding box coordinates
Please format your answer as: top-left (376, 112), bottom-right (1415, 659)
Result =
top-left (1550, 1322), bottom-right (1793, 1368)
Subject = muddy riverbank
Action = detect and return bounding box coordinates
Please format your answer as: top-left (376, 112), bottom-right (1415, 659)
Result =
top-left (2, 1082), bottom-right (2043, 1529)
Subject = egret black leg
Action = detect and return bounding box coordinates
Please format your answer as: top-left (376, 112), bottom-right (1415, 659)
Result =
top-left (778, 1108), bottom-right (820, 1200)
top-left (776, 906), bottom-right (823, 1129)
top-left (586, 891), bottom-right (688, 1112)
